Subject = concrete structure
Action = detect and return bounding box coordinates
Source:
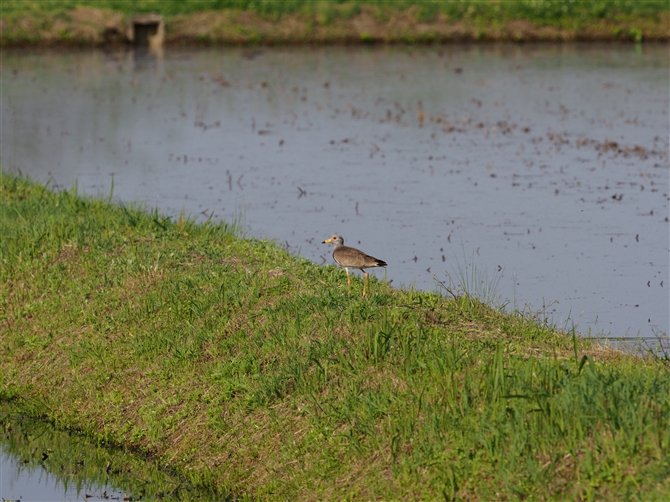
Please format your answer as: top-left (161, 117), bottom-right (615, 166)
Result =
top-left (131, 14), bottom-right (164, 49)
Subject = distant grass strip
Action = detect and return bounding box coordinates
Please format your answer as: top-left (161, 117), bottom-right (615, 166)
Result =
top-left (1, 0), bottom-right (667, 45)
top-left (1, 173), bottom-right (669, 500)
top-left (3, 0), bottom-right (667, 20)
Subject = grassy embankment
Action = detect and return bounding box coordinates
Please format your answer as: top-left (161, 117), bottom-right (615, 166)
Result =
top-left (1, 0), bottom-right (668, 46)
top-left (1, 172), bottom-right (669, 500)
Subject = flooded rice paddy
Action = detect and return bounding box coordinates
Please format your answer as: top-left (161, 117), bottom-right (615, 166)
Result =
top-left (0, 443), bottom-right (129, 501)
top-left (0, 408), bottom-right (219, 501)
top-left (1, 43), bottom-right (668, 342)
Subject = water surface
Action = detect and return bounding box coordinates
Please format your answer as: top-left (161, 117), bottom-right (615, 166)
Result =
top-left (0, 410), bottom-right (220, 501)
top-left (1, 44), bottom-right (668, 341)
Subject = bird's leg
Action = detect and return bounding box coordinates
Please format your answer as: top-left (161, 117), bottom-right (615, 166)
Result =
top-left (362, 271), bottom-right (369, 298)
top-left (345, 268), bottom-right (351, 295)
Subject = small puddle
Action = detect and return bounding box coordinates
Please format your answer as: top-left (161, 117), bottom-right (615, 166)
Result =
top-left (0, 406), bottom-right (222, 501)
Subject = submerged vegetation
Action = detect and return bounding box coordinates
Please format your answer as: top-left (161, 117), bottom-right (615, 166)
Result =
top-left (1, 0), bottom-right (667, 45)
top-left (1, 172), bottom-right (669, 499)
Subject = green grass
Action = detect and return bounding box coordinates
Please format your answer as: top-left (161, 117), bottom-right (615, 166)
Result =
top-left (1, 172), bottom-right (669, 500)
top-left (1, 0), bottom-right (666, 45)
top-left (2, 0), bottom-right (667, 24)
top-left (1, 0), bottom-right (666, 19)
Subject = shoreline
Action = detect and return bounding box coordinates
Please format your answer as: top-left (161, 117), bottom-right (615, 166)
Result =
top-left (1, 6), bottom-right (668, 48)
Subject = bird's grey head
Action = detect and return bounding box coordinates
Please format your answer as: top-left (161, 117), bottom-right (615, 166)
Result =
top-left (322, 234), bottom-right (344, 247)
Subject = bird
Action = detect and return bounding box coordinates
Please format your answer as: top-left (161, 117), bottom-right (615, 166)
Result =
top-left (322, 234), bottom-right (387, 297)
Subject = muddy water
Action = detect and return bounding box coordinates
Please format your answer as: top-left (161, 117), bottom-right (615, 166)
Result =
top-left (1, 44), bottom-right (668, 341)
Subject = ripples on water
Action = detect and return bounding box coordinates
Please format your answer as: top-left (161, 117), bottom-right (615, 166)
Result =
top-left (1, 43), bottom-right (668, 342)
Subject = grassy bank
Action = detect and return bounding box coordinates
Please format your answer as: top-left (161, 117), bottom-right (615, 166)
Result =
top-left (1, 0), bottom-right (668, 46)
top-left (1, 172), bottom-right (669, 500)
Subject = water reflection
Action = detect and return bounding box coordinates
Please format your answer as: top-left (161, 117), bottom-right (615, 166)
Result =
top-left (1, 44), bottom-right (667, 341)
top-left (132, 46), bottom-right (164, 71)
top-left (0, 407), bottom-right (222, 501)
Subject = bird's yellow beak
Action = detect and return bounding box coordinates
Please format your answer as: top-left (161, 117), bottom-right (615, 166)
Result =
top-left (323, 238), bottom-right (333, 244)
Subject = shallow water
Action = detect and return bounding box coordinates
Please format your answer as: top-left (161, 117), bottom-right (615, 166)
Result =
top-left (0, 447), bottom-right (127, 501)
top-left (0, 410), bottom-right (221, 501)
top-left (1, 44), bottom-right (668, 341)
